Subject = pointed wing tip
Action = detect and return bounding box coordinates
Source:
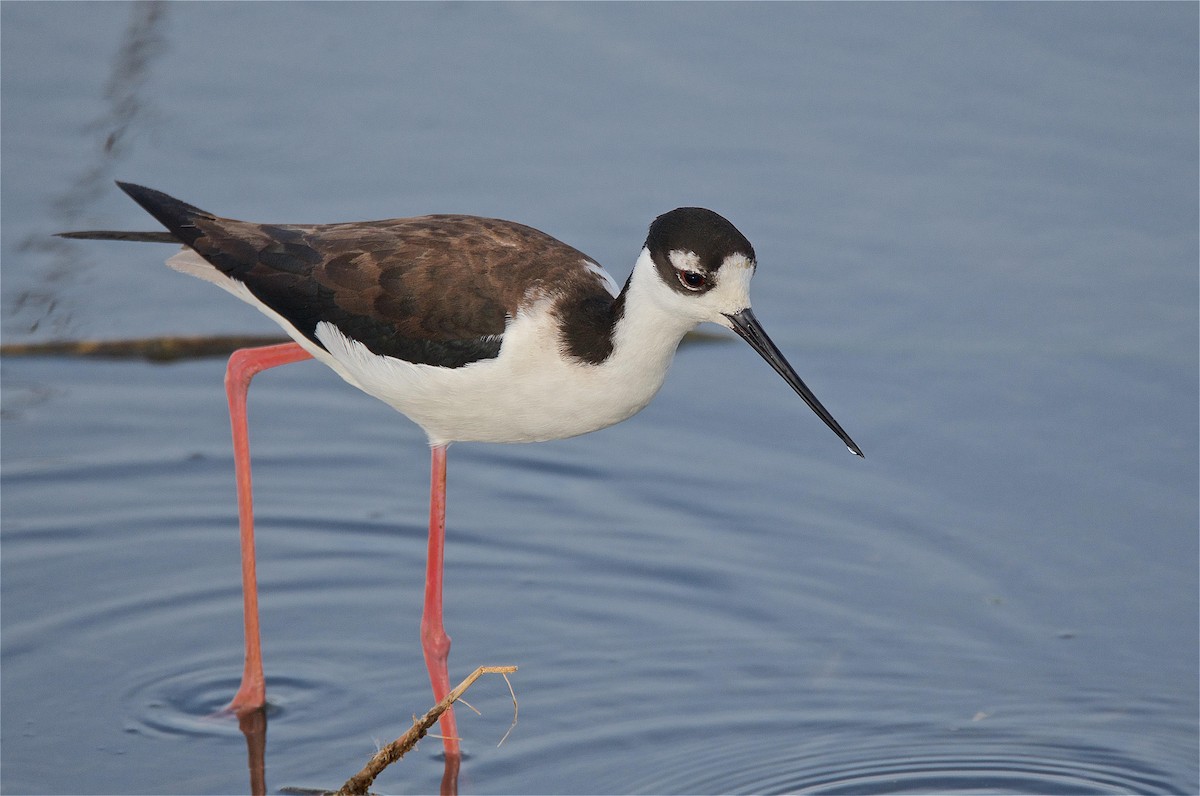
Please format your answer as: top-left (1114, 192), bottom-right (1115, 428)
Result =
top-left (54, 229), bottom-right (180, 243)
top-left (115, 181), bottom-right (160, 206)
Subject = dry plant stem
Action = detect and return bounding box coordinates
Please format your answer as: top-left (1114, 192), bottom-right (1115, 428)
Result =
top-left (337, 665), bottom-right (518, 796)
top-left (0, 328), bottom-right (728, 362)
top-left (0, 334), bottom-right (290, 361)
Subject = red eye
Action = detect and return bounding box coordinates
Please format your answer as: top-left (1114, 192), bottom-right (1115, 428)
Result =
top-left (678, 270), bottom-right (707, 290)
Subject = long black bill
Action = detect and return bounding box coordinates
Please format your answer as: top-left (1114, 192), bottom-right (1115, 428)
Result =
top-left (724, 308), bottom-right (864, 457)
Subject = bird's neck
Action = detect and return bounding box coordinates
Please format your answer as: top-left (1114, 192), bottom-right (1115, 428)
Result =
top-left (603, 248), bottom-right (700, 378)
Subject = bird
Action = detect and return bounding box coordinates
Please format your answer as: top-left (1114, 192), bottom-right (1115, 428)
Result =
top-left (62, 182), bottom-right (863, 757)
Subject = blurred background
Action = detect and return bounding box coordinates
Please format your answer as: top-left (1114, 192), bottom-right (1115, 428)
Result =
top-left (3, 3), bottom-right (1196, 793)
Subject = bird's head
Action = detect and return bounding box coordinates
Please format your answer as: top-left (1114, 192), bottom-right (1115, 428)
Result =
top-left (641, 207), bottom-right (863, 457)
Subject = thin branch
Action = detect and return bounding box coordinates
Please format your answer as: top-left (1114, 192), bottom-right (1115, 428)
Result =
top-left (336, 665), bottom-right (518, 796)
top-left (0, 334), bottom-right (290, 361)
top-left (495, 671), bottom-right (519, 748)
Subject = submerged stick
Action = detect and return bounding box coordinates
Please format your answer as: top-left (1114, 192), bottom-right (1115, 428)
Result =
top-left (337, 665), bottom-right (518, 796)
top-left (0, 334), bottom-right (290, 362)
top-left (0, 328), bottom-right (727, 363)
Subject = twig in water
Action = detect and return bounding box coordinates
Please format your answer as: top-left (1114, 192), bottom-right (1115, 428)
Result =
top-left (0, 334), bottom-right (290, 362)
top-left (336, 665), bottom-right (518, 796)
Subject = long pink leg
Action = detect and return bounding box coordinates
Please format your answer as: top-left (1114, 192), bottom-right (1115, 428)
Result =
top-left (422, 443), bottom-right (461, 756)
top-left (222, 342), bottom-right (314, 714)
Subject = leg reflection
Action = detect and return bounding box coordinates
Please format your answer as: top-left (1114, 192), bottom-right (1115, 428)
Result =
top-left (236, 705), bottom-right (268, 796)
top-left (440, 750), bottom-right (461, 796)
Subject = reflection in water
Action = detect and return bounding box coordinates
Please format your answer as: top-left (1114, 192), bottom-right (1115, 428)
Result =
top-left (229, 704), bottom-right (462, 795)
top-left (440, 753), bottom-right (461, 796)
top-left (10, 1), bottom-right (167, 336)
top-left (236, 708), bottom-right (267, 796)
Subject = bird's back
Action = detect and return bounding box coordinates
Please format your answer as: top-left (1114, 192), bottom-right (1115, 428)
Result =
top-left (121, 183), bottom-right (619, 369)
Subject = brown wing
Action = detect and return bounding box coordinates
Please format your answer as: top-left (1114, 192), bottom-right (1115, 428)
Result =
top-left (118, 183), bottom-right (612, 367)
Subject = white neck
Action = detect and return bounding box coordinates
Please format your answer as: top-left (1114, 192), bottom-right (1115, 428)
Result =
top-left (601, 247), bottom-right (703, 396)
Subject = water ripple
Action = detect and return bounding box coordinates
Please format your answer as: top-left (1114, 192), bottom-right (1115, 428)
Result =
top-left (787, 745), bottom-right (1174, 795)
top-left (630, 724), bottom-right (1180, 795)
top-left (121, 659), bottom-right (335, 740)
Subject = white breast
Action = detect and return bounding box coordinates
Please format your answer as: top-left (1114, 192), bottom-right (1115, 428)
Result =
top-left (167, 246), bottom-right (697, 446)
top-left (315, 292), bottom-right (678, 445)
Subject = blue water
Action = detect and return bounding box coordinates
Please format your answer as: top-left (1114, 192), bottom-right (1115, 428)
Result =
top-left (3, 3), bottom-right (1197, 794)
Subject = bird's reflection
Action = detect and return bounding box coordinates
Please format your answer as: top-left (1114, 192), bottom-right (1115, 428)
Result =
top-left (235, 708), bottom-right (267, 796)
top-left (231, 707), bottom-right (462, 795)
top-left (440, 752), bottom-right (462, 796)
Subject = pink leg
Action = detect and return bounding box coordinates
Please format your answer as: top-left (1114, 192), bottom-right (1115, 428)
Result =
top-left (422, 443), bottom-right (461, 756)
top-left (222, 342), bottom-right (314, 714)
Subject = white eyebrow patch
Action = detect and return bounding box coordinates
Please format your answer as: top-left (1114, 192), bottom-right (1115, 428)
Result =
top-left (721, 252), bottom-right (756, 271)
top-left (668, 249), bottom-right (701, 271)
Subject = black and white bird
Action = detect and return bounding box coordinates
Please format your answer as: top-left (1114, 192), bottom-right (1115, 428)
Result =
top-left (64, 182), bottom-right (862, 756)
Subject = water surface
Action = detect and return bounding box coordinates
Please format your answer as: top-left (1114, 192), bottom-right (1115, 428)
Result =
top-left (3, 3), bottom-right (1196, 793)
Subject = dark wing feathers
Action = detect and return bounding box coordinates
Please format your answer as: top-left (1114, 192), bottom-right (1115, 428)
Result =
top-left (116, 182), bottom-right (612, 368)
top-left (56, 230), bottom-right (179, 243)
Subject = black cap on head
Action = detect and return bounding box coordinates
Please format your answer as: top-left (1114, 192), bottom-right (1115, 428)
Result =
top-left (645, 208), bottom-right (755, 266)
top-left (645, 208), bottom-right (756, 296)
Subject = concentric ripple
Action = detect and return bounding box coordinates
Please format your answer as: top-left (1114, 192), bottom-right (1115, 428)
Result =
top-left (121, 660), bottom-right (335, 739)
top-left (786, 746), bottom-right (1177, 795)
top-left (621, 719), bottom-right (1182, 795)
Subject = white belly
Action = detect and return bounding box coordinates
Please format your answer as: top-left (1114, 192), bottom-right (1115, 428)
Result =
top-left (167, 248), bottom-right (692, 447)
top-left (315, 300), bottom-right (678, 445)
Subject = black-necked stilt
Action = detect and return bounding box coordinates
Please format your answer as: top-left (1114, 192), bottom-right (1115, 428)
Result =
top-left (63, 182), bottom-right (862, 756)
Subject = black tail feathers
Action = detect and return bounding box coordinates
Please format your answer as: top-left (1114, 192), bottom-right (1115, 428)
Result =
top-left (56, 182), bottom-right (218, 244)
top-left (114, 182), bottom-right (215, 246)
top-left (55, 230), bottom-right (179, 243)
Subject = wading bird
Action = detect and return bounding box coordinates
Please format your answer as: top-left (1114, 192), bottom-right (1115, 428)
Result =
top-left (63, 183), bottom-right (862, 756)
